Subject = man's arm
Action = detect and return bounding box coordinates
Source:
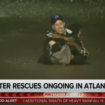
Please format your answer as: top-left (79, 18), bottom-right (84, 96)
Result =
top-left (52, 33), bottom-right (82, 51)
top-left (67, 40), bottom-right (82, 51)
top-left (52, 33), bottom-right (67, 40)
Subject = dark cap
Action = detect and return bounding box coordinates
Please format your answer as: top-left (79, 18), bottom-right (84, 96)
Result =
top-left (51, 15), bottom-right (63, 25)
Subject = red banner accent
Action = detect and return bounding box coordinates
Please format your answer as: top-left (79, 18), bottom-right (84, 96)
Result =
top-left (0, 98), bottom-right (105, 104)
top-left (0, 93), bottom-right (43, 97)
top-left (0, 92), bottom-right (105, 97)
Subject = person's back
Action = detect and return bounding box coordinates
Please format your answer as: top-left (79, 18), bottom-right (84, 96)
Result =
top-left (42, 37), bottom-right (71, 65)
top-left (43, 38), bottom-right (65, 63)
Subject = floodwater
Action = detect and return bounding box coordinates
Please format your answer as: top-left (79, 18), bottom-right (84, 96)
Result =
top-left (0, 18), bottom-right (105, 80)
top-left (0, 18), bottom-right (105, 105)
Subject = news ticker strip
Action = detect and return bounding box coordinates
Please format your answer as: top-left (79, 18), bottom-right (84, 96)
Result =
top-left (0, 93), bottom-right (105, 97)
top-left (0, 98), bottom-right (105, 104)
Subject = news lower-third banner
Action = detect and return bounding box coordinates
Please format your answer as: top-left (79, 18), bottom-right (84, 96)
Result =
top-left (0, 80), bottom-right (105, 104)
top-left (0, 80), bottom-right (105, 92)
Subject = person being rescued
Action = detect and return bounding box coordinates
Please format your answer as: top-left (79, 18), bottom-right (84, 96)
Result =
top-left (38, 15), bottom-right (89, 65)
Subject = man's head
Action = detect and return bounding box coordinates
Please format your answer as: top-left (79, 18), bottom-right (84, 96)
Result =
top-left (69, 23), bottom-right (84, 41)
top-left (51, 15), bottom-right (65, 35)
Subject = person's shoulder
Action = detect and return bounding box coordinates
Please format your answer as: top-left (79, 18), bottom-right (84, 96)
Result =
top-left (45, 31), bottom-right (53, 38)
top-left (65, 28), bottom-right (72, 35)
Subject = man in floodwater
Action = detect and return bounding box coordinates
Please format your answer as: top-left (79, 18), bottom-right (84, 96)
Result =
top-left (38, 15), bottom-right (89, 65)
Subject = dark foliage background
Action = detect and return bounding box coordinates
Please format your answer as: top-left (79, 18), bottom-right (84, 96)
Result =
top-left (0, 0), bottom-right (105, 22)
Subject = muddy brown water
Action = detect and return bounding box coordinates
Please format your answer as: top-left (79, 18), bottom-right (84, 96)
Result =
top-left (0, 18), bottom-right (105, 105)
top-left (0, 18), bottom-right (105, 79)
